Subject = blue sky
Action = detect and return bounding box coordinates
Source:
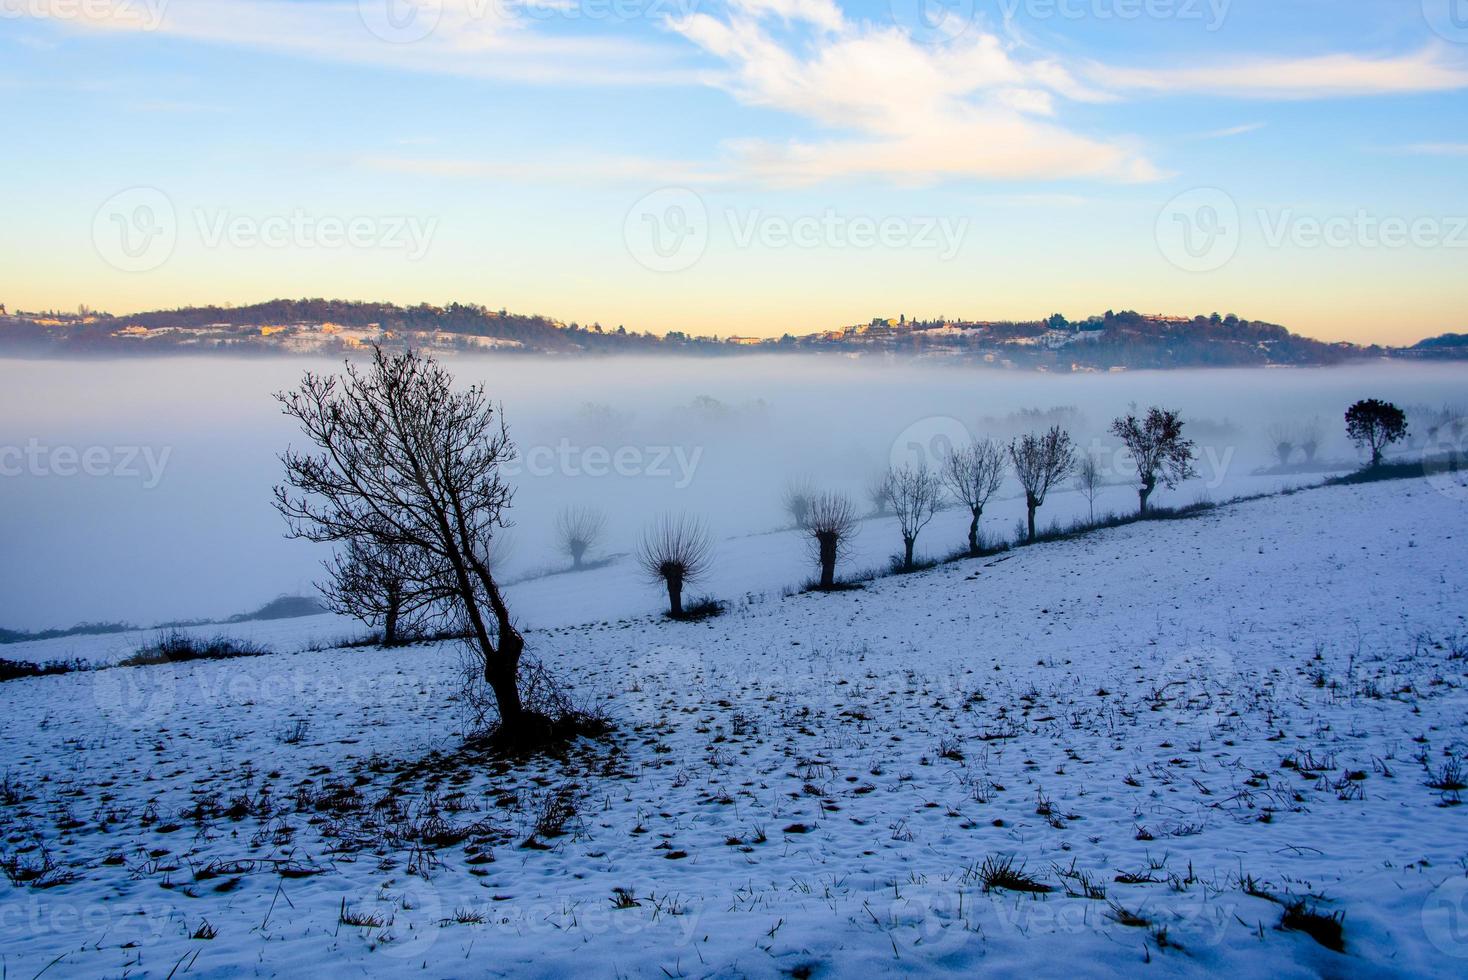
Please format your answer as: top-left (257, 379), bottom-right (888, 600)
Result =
top-left (2, 0), bottom-right (1467, 343)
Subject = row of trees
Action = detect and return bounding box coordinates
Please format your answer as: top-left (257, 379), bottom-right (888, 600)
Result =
top-left (782, 407), bottom-right (1200, 586)
top-left (272, 346), bottom-right (1410, 743)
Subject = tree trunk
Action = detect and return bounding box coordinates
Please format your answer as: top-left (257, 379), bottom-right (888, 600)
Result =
top-left (383, 596), bottom-right (400, 647)
top-left (570, 544), bottom-right (585, 570)
top-left (666, 574), bottom-right (684, 618)
top-left (484, 643), bottom-right (523, 730)
top-left (1138, 478), bottom-right (1155, 515)
top-left (1371, 444), bottom-right (1383, 467)
top-left (967, 507), bottom-right (981, 556)
top-left (903, 536), bottom-right (915, 570)
top-left (818, 533), bottom-right (838, 588)
top-left (1026, 494), bottom-right (1038, 543)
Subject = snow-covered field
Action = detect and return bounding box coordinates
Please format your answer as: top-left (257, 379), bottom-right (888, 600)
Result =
top-left (3, 475), bottom-right (1466, 976)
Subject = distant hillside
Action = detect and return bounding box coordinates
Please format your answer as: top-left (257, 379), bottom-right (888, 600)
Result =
top-left (0, 298), bottom-right (1426, 369)
top-left (1413, 333), bottom-right (1468, 349)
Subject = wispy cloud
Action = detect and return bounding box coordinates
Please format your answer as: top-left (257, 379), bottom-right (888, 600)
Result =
top-left (1089, 47), bottom-right (1468, 100)
top-left (1197, 122), bottom-right (1265, 140)
top-left (667, 5), bottom-right (1159, 185)
top-left (1393, 142), bottom-right (1468, 157)
top-left (20, 0), bottom-right (697, 85)
top-left (361, 154), bottom-right (727, 186)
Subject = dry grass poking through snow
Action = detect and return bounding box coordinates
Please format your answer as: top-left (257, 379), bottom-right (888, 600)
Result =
top-left (0, 479), bottom-right (1466, 976)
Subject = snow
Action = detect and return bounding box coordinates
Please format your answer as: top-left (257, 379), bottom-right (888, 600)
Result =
top-left (2, 477), bottom-right (1466, 977)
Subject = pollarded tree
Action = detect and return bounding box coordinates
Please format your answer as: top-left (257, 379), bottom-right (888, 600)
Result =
top-left (888, 463), bottom-right (942, 570)
top-left (1299, 417), bottom-right (1323, 464)
top-left (1345, 399), bottom-right (1408, 467)
top-left (1010, 426), bottom-right (1076, 543)
top-left (782, 479), bottom-right (815, 530)
top-left (805, 492), bottom-right (857, 589)
top-left (1266, 423), bottom-right (1295, 468)
top-left (638, 514), bottom-right (713, 618)
top-left (555, 505), bottom-right (606, 571)
top-left (1111, 407), bottom-right (1197, 514)
top-left (942, 438), bottom-right (1006, 556)
top-left (274, 346), bottom-right (531, 737)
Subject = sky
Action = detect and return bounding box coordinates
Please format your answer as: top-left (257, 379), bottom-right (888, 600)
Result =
top-left (1, 0), bottom-right (1467, 343)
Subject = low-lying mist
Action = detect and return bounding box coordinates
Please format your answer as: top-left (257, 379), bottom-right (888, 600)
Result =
top-left (1, 355), bottom-right (1462, 632)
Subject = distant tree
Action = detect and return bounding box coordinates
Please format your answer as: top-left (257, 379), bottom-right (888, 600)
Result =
top-left (1074, 453), bottom-right (1103, 523)
top-left (782, 479), bottom-right (815, 529)
top-left (866, 470), bottom-right (893, 517)
top-left (555, 505), bottom-right (606, 570)
top-left (1298, 417), bottom-right (1322, 464)
top-left (638, 514), bottom-right (713, 618)
top-left (942, 438), bottom-right (1007, 556)
top-left (888, 463), bottom-right (942, 570)
top-left (805, 492), bottom-right (857, 589)
top-left (1266, 423), bottom-right (1296, 468)
top-left (1345, 399), bottom-right (1408, 467)
top-left (274, 347), bottom-right (530, 736)
top-left (321, 535), bottom-right (448, 646)
top-left (1110, 407), bottom-right (1197, 514)
top-left (1010, 426), bottom-right (1076, 542)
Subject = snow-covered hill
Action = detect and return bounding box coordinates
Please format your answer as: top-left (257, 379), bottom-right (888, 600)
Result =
top-left (1, 477), bottom-right (1465, 976)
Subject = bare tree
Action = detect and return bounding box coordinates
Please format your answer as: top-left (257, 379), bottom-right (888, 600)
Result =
top-left (942, 438), bottom-right (1006, 556)
top-left (782, 479), bottom-right (815, 530)
top-left (320, 535), bottom-right (451, 646)
top-left (1010, 426), bottom-right (1076, 543)
top-left (805, 492), bottom-right (857, 589)
top-left (1298, 417), bottom-right (1322, 464)
top-left (638, 514), bottom-right (713, 618)
top-left (274, 347), bottom-right (531, 736)
top-left (1266, 423), bottom-right (1295, 468)
top-left (1074, 453), bottom-right (1102, 523)
top-left (555, 505), bottom-right (606, 570)
top-left (866, 470), bottom-right (893, 517)
top-left (1111, 407), bottom-right (1197, 514)
top-left (888, 463), bottom-right (942, 570)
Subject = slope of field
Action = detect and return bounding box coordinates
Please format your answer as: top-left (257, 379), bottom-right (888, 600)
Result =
top-left (1, 478), bottom-right (1465, 977)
